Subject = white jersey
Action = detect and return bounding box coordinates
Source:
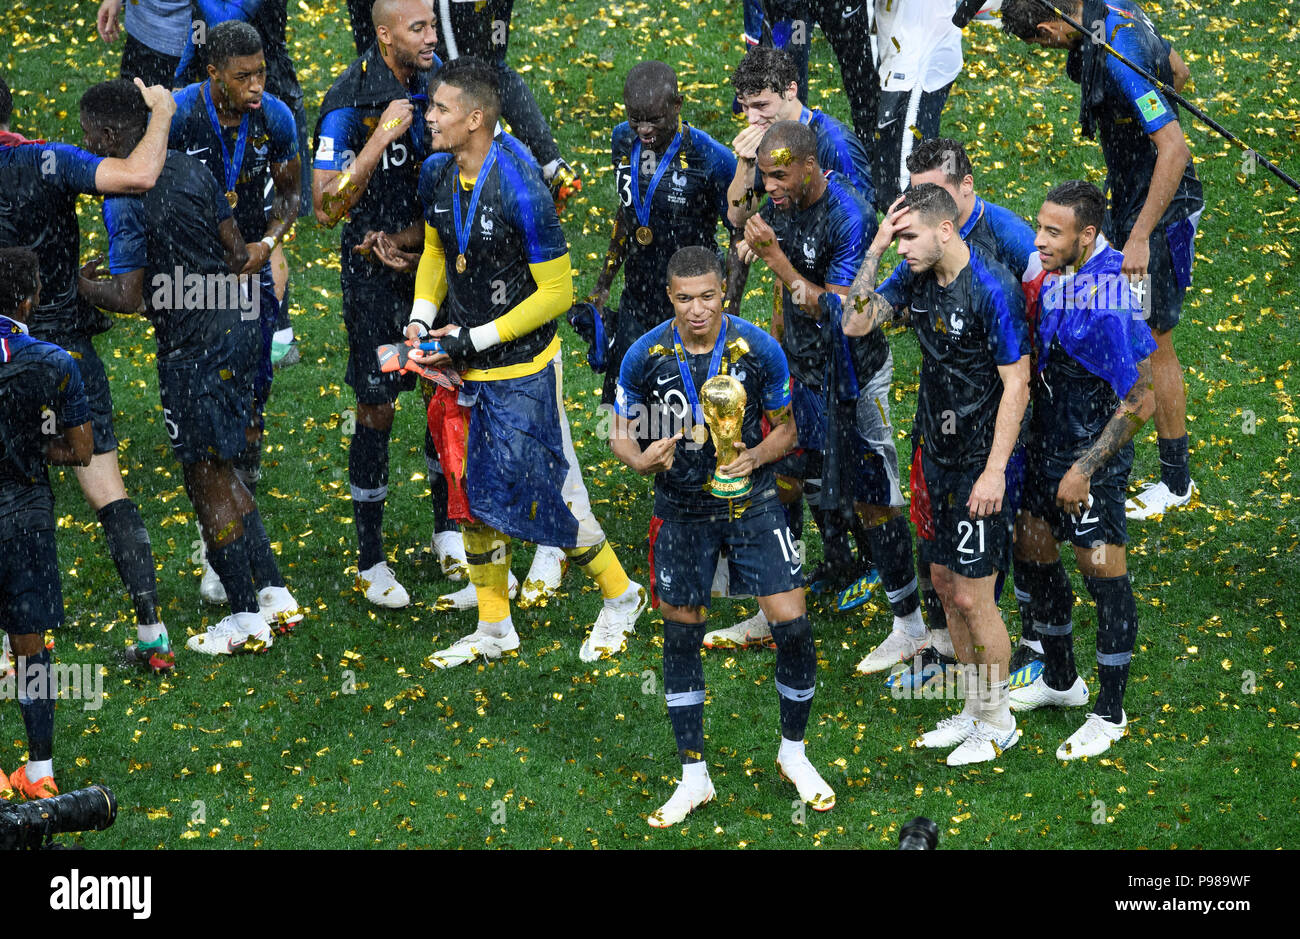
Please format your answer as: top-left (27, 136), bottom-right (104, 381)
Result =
top-left (875, 0), bottom-right (964, 93)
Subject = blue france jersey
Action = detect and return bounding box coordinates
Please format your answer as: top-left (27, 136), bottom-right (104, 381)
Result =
top-left (1029, 237), bottom-right (1156, 478)
top-left (170, 82), bottom-right (298, 240)
top-left (102, 151), bottom-right (242, 361)
top-left (612, 122), bottom-right (736, 322)
top-left (878, 251), bottom-right (1029, 472)
top-left (0, 139), bottom-right (104, 337)
top-left (962, 196), bottom-right (1038, 281)
top-left (0, 319), bottom-right (89, 537)
top-left (1072, 0), bottom-right (1203, 231)
top-left (615, 316), bottom-right (791, 519)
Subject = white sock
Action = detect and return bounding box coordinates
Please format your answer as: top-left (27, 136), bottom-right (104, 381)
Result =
top-left (1020, 638), bottom-right (1044, 653)
top-left (25, 759), bottom-right (53, 781)
top-left (895, 607), bottom-right (927, 639)
top-left (478, 616), bottom-right (513, 639)
top-left (682, 761), bottom-right (710, 785)
top-left (541, 158), bottom-right (562, 179)
top-left (929, 627), bottom-right (955, 658)
top-left (958, 664), bottom-right (979, 718)
top-left (980, 677), bottom-right (1013, 730)
top-left (609, 582), bottom-right (641, 609)
top-left (272, 327), bottom-right (294, 344)
top-left (137, 622), bottom-right (166, 643)
top-left (778, 737), bottom-right (806, 763)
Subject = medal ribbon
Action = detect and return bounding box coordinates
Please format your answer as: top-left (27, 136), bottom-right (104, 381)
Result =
top-left (202, 80), bottom-right (250, 196)
top-left (630, 130), bottom-right (683, 230)
top-left (452, 141), bottom-right (499, 262)
top-left (671, 315), bottom-right (729, 429)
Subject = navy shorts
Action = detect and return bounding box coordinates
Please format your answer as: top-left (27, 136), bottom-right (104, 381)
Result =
top-left (343, 274), bottom-right (416, 404)
top-left (649, 499), bottom-right (802, 608)
top-left (0, 529), bottom-right (63, 635)
top-left (157, 347), bottom-right (250, 465)
top-left (910, 447), bottom-right (1013, 578)
top-left (61, 333), bottom-right (118, 456)
top-left (1022, 460), bottom-right (1129, 549)
top-left (1109, 214), bottom-right (1199, 333)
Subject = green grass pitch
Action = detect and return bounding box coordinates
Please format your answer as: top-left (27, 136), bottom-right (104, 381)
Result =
top-left (1, 0), bottom-right (1296, 848)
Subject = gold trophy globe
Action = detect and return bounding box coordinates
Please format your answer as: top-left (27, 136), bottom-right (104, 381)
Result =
top-left (700, 374), bottom-right (751, 499)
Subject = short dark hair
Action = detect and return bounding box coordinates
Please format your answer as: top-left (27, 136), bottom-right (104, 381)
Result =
top-left (731, 46), bottom-right (797, 99)
top-left (0, 75), bottom-right (12, 127)
top-left (79, 79), bottom-right (148, 135)
top-left (1043, 179), bottom-right (1105, 234)
top-left (907, 137), bottom-right (974, 185)
top-left (1000, 0), bottom-right (1075, 41)
top-left (666, 246), bottom-right (723, 285)
top-left (901, 183), bottom-right (959, 226)
top-left (434, 55), bottom-right (501, 123)
top-left (624, 60), bottom-right (678, 104)
top-left (207, 20), bottom-right (264, 69)
top-left (759, 119), bottom-right (818, 167)
top-left (0, 247), bottom-right (40, 317)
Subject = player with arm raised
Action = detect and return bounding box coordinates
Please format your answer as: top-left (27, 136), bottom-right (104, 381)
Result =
top-left (1007, 180), bottom-right (1155, 759)
top-left (843, 183), bottom-right (1030, 766)
top-left (0, 75), bottom-right (177, 672)
top-left (1001, 0), bottom-right (1204, 521)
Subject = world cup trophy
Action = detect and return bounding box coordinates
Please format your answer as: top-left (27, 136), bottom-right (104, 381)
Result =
top-left (700, 374), bottom-right (751, 499)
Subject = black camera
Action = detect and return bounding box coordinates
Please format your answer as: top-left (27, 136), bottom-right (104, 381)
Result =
top-left (0, 784), bottom-right (117, 850)
top-left (898, 816), bottom-right (940, 850)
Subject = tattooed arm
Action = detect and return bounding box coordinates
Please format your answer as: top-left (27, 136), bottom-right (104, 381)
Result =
top-left (1056, 357), bottom-right (1157, 512)
top-left (841, 248), bottom-right (895, 336)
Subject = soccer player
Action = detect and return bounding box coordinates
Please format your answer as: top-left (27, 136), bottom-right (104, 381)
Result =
top-left (726, 45), bottom-right (874, 229)
top-left (79, 79), bottom-right (298, 654)
top-left (0, 247), bottom-right (93, 799)
top-left (1000, 0), bottom-right (1203, 520)
top-left (843, 183), bottom-right (1030, 766)
top-left (900, 136), bottom-right (1044, 674)
top-left (1008, 180), bottom-right (1155, 758)
top-left (313, 0), bottom-right (464, 608)
top-left (591, 62), bottom-right (737, 409)
top-left (173, 0), bottom-right (315, 363)
top-left (168, 20), bottom-right (301, 605)
top-left (726, 122), bottom-right (923, 667)
top-left (736, 1), bottom-right (879, 152)
top-left (406, 57), bottom-right (646, 668)
top-left (0, 75), bottom-right (177, 671)
top-left (611, 245), bottom-right (835, 825)
top-left (346, 0), bottom-right (580, 202)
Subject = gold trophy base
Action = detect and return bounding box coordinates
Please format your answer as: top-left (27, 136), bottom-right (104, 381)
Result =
top-left (710, 472), bottom-right (752, 500)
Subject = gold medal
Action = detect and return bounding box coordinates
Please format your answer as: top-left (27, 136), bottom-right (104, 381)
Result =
top-left (226, 190), bottom-right (238, 208)
top-left (635, 225), bottom-right (653, 246)
top-left (455, 253), bottom-right (467, 273)
top-left (691, 423), bottom-right (708, 445)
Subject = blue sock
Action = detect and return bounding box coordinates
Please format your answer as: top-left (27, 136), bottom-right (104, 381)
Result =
top-left (97, 498), bottom-right (158, 626)
top-left (771, 615), bottom-right (816, 741)
top-left (1086, 574), bottom-right (1138, 723)
top-left (18, 647), bottom-right (55, 762)
top-left (242, 510), bottom-right (284, 589)
top-left (662, 619), bottom-right (708, 763)
top-left (350, 423), bottom-right (390, 570)
top-left (209, 537), bottom-right (259, 614)
top-left (1158, 435), bottom-right (1190, 496)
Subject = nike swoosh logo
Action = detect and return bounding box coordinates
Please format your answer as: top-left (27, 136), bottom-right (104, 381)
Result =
top-left (876, 117), bottom-right (899, 130)
top-left (1075, 527), bottom-right (1097, 536)
top-left (842, 4), bottom-right (861, 17)
top-left (958, 556), bottom-right (980, 565)
top-left (434, 205), bottom-right (450, 213)
top-left (656, 374), bottom-right (674, 385)
top-left (186, 147), bottom-right (209, 156)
